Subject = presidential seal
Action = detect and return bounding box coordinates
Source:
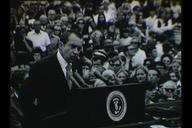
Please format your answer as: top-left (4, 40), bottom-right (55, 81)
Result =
top-left (106, 90), bottom-right (127, 122)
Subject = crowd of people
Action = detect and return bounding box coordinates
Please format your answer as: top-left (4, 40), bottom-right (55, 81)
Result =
top-left (10, 0), bottom-right (181, 127)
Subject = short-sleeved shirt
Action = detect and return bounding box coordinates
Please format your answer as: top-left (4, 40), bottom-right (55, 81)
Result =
top-left (26, 30), bottom-right (51, 52)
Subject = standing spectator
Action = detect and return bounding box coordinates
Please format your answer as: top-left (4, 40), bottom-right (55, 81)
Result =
top-left (96, 12), bottom-right (107, 34)
top-left (14, 26), bottom-right (31, 65)
top-left (105, 19), bottom-right (120, 40)
top-left (26, 20), bottom-right (51, 56)
top-left (39, 15), bottom-right (48, 31)
top-left (47, 9), bottom-right (57, 26)
top-left (127, 37), bottom-right (147, 70)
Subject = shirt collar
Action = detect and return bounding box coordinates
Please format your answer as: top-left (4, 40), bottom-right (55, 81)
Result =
top-left (57, 50), bottom-right (68, 77)
top-left (32, 30), bottom-right (42, 35)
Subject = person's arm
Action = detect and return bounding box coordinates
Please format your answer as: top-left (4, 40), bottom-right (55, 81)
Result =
top-left (23, 37), bottom-right (33, 53)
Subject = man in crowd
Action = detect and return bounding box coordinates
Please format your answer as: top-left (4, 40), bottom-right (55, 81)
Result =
top-left (26, 20), bottom-right (51, 56)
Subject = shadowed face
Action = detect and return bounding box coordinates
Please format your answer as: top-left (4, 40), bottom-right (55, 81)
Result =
top-left (33, 21), bottom-right (41, 33)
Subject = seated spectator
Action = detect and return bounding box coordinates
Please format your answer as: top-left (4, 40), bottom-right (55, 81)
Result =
top-left (155, 61), bottom-right (169, 84)
top-left (146, 68), bottom-right (163, 104)
top-left (169, 60), bottom-right (181, 78)
top-left (161, 80), bottom-right (177, 101)
top-left (116, 69), bottom-right (130, 85)
top-left (161, 54), bottom-right (173, 70)
top-left (144, 58), bottom-right (155, 69)
top-left (103, 39), bottom-right (116, 55)
top-left (108, 52), bottom-right (123, 74)
top-left (131, 65), bottom-right (148, 83)
top-left (74, 17), bottom-right (86, 37)
top-left (92, 50), bottom-right (107, 74)
top-left (81, 58), bottom-right (93, 87)
top-left (168, 71), bottom-right (181, 97)
top-left (105, 19), bottom-right (120, 40)
top-left (95, 69), bottom-right (120, 87)
top-left (29, 48), bottom-right (43, 65)
top-left (90, 30), bottom-right (104, 50)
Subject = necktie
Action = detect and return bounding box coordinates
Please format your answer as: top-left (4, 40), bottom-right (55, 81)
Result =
top-left (66, 64), bottom-right (73, 90)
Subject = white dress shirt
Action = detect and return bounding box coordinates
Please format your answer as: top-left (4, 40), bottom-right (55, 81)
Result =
top-left (26, 30), bottom-right (51, 52)
top-left (57, 50), bottom-right (68, 77)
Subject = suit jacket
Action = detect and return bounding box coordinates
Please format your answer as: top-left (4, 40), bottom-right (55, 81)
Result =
top-left (19, 53), bottom-right (71, 127)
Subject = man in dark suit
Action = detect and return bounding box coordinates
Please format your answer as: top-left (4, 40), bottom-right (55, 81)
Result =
top-left (19, 32), bottom-right (83, 128)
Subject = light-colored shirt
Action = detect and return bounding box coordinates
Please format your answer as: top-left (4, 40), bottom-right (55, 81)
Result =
top-left (152, 19), bottom-right (175, 34)
top-left (26, 30), bottom-right (51, 52)
top-left (145, 15), bottom-right (157, 30)
top-left (57, 50), bottom-right (68, 77)
top-left (131, 48), bottom-right (147, 68)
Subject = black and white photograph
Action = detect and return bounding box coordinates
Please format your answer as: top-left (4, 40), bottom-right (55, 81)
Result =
top-left (9, 0), bottom-right (182, 128)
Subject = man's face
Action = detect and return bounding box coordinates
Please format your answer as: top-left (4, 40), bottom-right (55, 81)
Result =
top-left (151, 49), bottom-right (158, 58)
top-left (136, 69), bottom-right (147, 83)
top-left (162, 57), bottom-right (171, 67)
top-left (92, 59), bottom-right (103, 72)
top-left (33, 21), bottom-right (41, 33)
top-left (48, 10), bottom-right (56, 21)
top-left (148, 70), bottom-right (159, 84)
top-left (109, 59), bottom-right (121, 73)
top-left (172, 62), bottom-right (180, 72)
top-left (33, 53), bottom-right (41, 61)
top-left (117, 72), bottom-right (127, 84)
top-left (108, 24), bottom-right (115, 33)
top-left (82, 65), bottom-right (90, 79)
top-left (127, 43), bottom-right (138, 57)
top-left (59, 33), bottom-right (83, 63)
top-left (169, 72), bottom-right (178, 82)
